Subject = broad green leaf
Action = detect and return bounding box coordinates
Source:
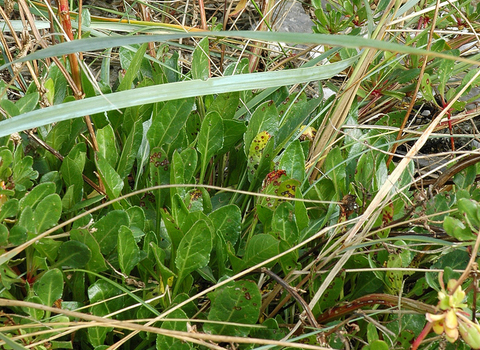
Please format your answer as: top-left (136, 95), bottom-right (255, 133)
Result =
top-left (244, 100), bottom-right (279, 156)
top-left (205, 280), bottom-right (261, 336)
top-left (197, 111), bottom-right (224, 182)
top-left (70, 229), bottom-right (107, 273)
top-left (207, 91), bottom-right (240, 119)
top-left (23, 295), bottom-right (45, 321)
top-left (149, 147), bottom-right (170, 208)
top-left (117, 119), bottom-right (143, 179)
top-left (147, 98), bottom-right (194, 149)
top-left (126, 206), bottom-right (146, 231)
top-left (426, 250), bottom-right (469, 291)
top-left (19, 182), bottom-right (56, 211)
top-left (457, 198), bottom-right (480, 228)
top-left (0, 147), bottom-right (13, 180)
top-left (0, 199), bottom-right (18, 222)
top-left (95, 154), bottom-right (124, 208)
top-left (272, 202), bottom-right (298, 245)
top-left (438, 56), bottom-right (455, 96)
top-left (118, 225), bottom-right (142, 276)
top-left (34, 268), bottom-right (63, 307)
top-left (12, 150), bottom-right (38, 191)
top-left (60, 143), bottom-right (86, 203)
top-left (420, 73), bottom-right (435, 103)
top-left (16, 92), bottom-right (39, 114)
top-left (192, 37), bottom-right (210, 80)
top-left (278, 140), bottom-right (305, 182)
top-left (325, 146), bottom-right (346, 196)
top-left (221, 119), bottom-right (247, 153)
top-left (33, 238), bottom-right (62, 263)
top-left (0, 224), bottom-right (7, 246)
top-left (170, 148), bottom-right (197, 199)
top-left (156, 309), bottom-right (192, 350)
top-left (175, 220), bottom-right (213, 292)
top-left (318, 276), bottom-right (344, 312)
top-left (241, 234), bottom-right (279, 272)
top-left (88, 327), bottom-right (109, 348)
top-left (97, 124), bottom-right (118, 168)
top-left (92, 210), bottom-right (130, 255)
top-left (443, 216), bottom-right (475, 241)
top-left (34, 193), bottom-right (62, 234)
top-left (117, 43), bottom-right (148, 91)
top-left (209, 204), bottom-right (241, 245)
top-left (54, 240), bottom-right (91, 268)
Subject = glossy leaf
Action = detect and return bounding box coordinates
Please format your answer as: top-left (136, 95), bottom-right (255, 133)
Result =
top-left (60, 143), bottom-right (86, 203)
top-left (117, 43), bottom-right (147, 91)
top-left (19, 182), bottom-right (56, 211)
top-left (209, 204), bottom-right (241, 245)
top-left (117, 119), bottom-right (143, 179)
top-left (207, 91), bottom-right (240, 120)
top-left (278, 140), bottom-right (305, 182)
top-left (192, 37), bottom-right (210, 80)
top-left (92, 210), bottom-right (130, 255)
top-left (34, 268), bottom-right (63, 307)
top-left (118, 225), bottom-right (142, 276)
top-left (241, 234), bottom-right (279, 272)
top-left (175, 220), bottom-right (213, 292)
top-left (197, 111), bottom-right (224, 182)
top-left (70, 229), bottom-right (107, 273)
top-left (205, 280), bottom-right (261, 336)
top-left (147, 98), bottom-right (194, 149)
top-left (156, 309), bottom-right (192, 350)
top-left (54, 240), bottom-right (91, 268)
top-left (95, 154), bottom-right (124, 207)
top-left (34, 193), bottom-right (62, 234)
top-left (272, 202), bottom-right (298, 245)
top-left (97, 124), bottom-right (118, 168)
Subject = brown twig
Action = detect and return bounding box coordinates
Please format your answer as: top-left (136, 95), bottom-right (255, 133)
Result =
top-left (316, 293), bottom-right (436, 324)
top-left (261, 268), bottom-right (320, 329)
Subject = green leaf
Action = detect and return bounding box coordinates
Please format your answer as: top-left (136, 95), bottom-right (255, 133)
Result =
top-left (97, 124), bottom-right (118, 168)
top-left (16, 92), bottom-right (39, 114)
top-left (12, 150), bottom-right (38, 191)
top-left (272, 202), bottom-right (298, 245)
top-left (244, 100), bottom-right (279, 156)
top-left (149, 147), bottom-right (170, 208)
top-left (241, 234), bottom-right (279, 272)
top-left (54, 240), bottom-right (91, 268)
top-left (70, 229), bottom-right (107, 273)
top-left (443, 216), bottom-right (475, 241)
top-left (369, 340), bottom-right (389, 350)
top-left (34, 193), bottom-right (62, 234)
top-left (221, 120), bottom-right (247, 153)
top-left (117, 43), bottom-right (148, 91)
top-left (197, 111), bottom-right (224, 182)
top-left (118, 225), bottom-right (142, 276)
top-left (147, 98), bottom-right (194, 149)
top-left (0, 198), bottom-right (19, 222)
top-left (60, 143), bottom-right (86, 203)
top-left (325, 146), bottom-right (346, 196)
top-left (192, 37), bottom-right (210, 80)
top-left (420, 73), bottom-right (435, 103)
top-left (438, 57), bottom-right (455, 96)
top-left (170, 148), bottom-right (197, 199)
top-left (92, 210), bottom-right (130, 255)
top-left (95, 154), bottom-right (124, 208)
top-left (34, 268), bottom-right (63, 307)
top-left (156, 309), bottom-right (192, 350)
top-left (117, 119), bottom-right (143, 179)
top-left (175, 220), bottom-right (213, 293)
top-left (205, 280), bottom-right (261, 336)
top-left (207, 91), bottom-right (240, 120)
top-left (209, 204), bottom-right (241, 245)
top-left (457, 198), bottom-right (480, 228)
top-left (278, 140), bottom-right (305, 182)
top-left (0, 147), bottom-right (13, 180)
top-left (19, 182), bottom-right (56, 211)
